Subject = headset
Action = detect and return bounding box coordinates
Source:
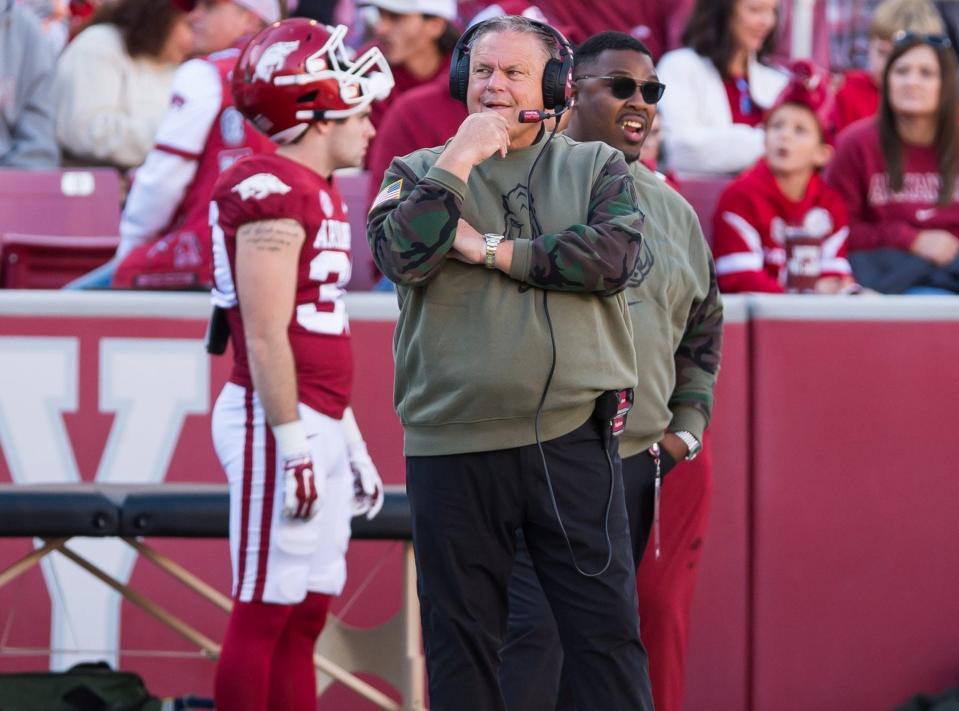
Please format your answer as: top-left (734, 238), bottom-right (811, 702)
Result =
top-left (448, 17), bottom-right (574, 114)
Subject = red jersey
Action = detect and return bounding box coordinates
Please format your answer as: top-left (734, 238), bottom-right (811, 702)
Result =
top-left (211, 153), bottom-right (353, 419)
top-left (829, 70), bottom-right (879, 140)
top-left (713, 159), bottom-right (852, 293)
top-left (826, 119), bottom-right (959, 252)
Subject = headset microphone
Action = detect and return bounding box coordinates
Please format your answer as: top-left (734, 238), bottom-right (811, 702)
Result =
top-left (518, 107), bottom-right (566, 123)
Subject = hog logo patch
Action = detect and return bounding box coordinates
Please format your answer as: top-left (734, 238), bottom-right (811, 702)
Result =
top-left (232, 173), bottom-right (292, 201)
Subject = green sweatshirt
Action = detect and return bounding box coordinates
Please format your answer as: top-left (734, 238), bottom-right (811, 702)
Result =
top-left (367, 133), bottom-right (644, 456)
top-left (619, 163), bottom-right (723, 458)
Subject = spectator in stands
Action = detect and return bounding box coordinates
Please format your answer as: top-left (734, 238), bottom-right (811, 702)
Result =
top-left (0, 0), bottom-right (59, 167)
top-left (499, 30), bottom-right (723, 711)
top-left (105, 0), bottom-right (281, 290)
top-left (826, 32), bottom-right (959, 294)
top-left (357, 0), bottom-right (459, 131)
top-left (830, 0), bottom-right (944, 139)
top-left (656, 0), bottom-right (787, 175)
top-left (713, 61), bottom-right (854, 294)
top-left (53, 0), bottom-right (196, 171)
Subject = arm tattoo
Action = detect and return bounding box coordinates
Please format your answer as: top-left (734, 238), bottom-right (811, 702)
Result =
top-left (239, 220), bottom-right (303, 253)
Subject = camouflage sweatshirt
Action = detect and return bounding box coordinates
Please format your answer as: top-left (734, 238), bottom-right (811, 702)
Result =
top-left (368, 133), bottom-right (644, 456)
top-left (619, 162), bottom-right (723, 458)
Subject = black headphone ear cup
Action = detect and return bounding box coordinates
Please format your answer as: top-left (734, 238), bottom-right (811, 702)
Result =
top-left (541, 57), bottom-right (561, 110)
top-left (541, 55), bottom-right (573, 110)
top-left (449, 55), bottom-right (470, 103)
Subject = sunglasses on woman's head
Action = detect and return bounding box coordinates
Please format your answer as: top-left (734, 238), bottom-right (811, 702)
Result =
top-left (573, 75), bottom-right (667, 104)
top-left (892, 31), bottom-right (952, 48)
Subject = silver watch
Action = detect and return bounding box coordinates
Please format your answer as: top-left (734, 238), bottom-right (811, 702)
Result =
top-left (673, 430), bottom-right (702, 460)
top-left (484, 233), bottom-right (505, 269)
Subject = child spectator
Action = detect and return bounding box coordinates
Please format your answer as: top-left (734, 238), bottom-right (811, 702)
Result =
top-left (830, 0), bottom-right (944, 139)
top-left (826, 32), bottom-right (959, 294)
top-left (656, 0), bottom-right (787, 175)
top-left (713, 60), bottom-right (855, 293)
top-left (53, 0), bottom-right (196, 171)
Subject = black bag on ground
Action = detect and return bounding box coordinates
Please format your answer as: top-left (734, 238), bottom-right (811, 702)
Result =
top-left (0, 661), bottom-right (161, 711)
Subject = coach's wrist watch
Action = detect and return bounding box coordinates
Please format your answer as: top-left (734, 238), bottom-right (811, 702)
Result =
top-left (673, 430), bottom-right (702, 460)
top-left (484, 233), bottom-right (505, 269)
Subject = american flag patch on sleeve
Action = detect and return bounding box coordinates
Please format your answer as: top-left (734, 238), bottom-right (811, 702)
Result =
top-left (370, 179), bottom-right (403, 210)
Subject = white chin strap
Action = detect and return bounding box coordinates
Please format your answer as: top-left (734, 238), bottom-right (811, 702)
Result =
top-left (272, 123), bottom-right (310, 145)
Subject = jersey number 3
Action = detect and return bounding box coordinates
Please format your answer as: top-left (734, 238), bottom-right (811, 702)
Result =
top-left (297, 249), bottom-right (351, 336)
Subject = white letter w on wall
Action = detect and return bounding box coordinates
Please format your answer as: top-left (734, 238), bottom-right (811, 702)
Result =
top-left (0, 337), bottom-right (208, 670)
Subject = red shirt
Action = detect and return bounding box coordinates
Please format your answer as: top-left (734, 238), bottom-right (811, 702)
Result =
top-left (825, 119), bottom-right (959, 252)
top-left (712, 159), bottom-right (851, 293)
top-left (368, 49), bottom-right (452, 132)
top-left (212, 153), bottom-right (354, 419)
top-left (723, 76), bottom-right (764, 128)
top-left (366, 77), bottom-right (468, 208)
top-left (830, 70), bottom-right (880, 140)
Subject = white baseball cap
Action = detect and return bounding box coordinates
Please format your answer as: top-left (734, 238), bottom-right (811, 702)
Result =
top-left (359, 0), bottom-right (457, 21)
top-left (231, 0), bottom-right (282, 24)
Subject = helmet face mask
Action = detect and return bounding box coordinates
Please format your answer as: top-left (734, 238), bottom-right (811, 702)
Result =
top-left (232, 19), bottom-right (395, 143)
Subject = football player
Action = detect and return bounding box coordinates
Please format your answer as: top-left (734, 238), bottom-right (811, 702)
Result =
top-left (208, 19), bottom-right (393, 710)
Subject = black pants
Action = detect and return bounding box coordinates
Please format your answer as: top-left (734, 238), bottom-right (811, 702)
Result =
top-left (499, 448), bottom-right (675, 711)
top-left (406, 418), bottom-right (651, 711)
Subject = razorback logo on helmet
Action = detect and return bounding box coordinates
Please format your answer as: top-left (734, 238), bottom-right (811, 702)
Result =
top-left (232, 173), bottom-right (293, 200)
top-left (254, 40), bottom-right (300, 82)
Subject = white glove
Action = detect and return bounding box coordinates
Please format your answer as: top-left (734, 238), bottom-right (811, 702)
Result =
top-left (274, 421), bottom-right (322, 521)
top-left (349, 441), bottom-right (383, 520)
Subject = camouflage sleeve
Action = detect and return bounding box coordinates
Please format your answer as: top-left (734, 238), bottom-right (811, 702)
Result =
top-left (508, 154), bottom-right (644, 296)
top-left (669, 235), bottom-right (724, 441)
top-left (366, 158), bottom-right (463, 286)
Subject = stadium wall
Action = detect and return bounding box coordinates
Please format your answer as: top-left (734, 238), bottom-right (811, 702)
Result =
top-left (0, 292), bottom-right (957, 710)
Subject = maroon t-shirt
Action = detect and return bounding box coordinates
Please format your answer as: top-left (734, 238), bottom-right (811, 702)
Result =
top-left (830, 70), bottom-right (880, 139)
top-left (825, 119), bottom-right (959, 252)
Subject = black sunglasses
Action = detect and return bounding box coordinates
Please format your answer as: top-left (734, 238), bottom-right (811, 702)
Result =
top-left (573, 75), bottom-right (667, 103)
top-left (892, 31), bottom-right (952, 48)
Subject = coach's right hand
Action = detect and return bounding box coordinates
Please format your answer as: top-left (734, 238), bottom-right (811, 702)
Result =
top-left (273, 421), bottom-right (322, 521)
top-left (435, 112), bottom-right (510, 181)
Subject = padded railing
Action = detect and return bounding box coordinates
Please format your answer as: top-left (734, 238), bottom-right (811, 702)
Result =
top-left (0, 484), bottom-right (421, 711)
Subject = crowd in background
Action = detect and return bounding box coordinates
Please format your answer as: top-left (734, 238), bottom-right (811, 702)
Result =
top-left (2, 0), bottom-right (959, 293)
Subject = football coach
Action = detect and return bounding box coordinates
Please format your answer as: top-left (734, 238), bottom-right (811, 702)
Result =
top-left (367, 14), bottom-right (653, 711)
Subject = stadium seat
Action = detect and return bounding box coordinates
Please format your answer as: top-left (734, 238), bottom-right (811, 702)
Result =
top-left (676, 174), bottom-right (732, 247)
top-left (335, 168), bottom-right (378, 291)
top-left (0, 233), bottom-right (119, 289)
top-left (0, 168), bottom-right (121, 237)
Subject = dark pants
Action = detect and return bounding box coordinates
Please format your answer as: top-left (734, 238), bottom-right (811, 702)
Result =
top-left (406, 418), bottom-right (651, 711)
top-left (499, 448), bottom-right (675, 711)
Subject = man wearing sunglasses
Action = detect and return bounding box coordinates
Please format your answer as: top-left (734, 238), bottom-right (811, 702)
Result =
top-left (500, 31), bottom-right (724, 711)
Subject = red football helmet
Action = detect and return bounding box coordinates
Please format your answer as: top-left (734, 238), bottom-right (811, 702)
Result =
top-left (232, 19), bottom-right (394, 143)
